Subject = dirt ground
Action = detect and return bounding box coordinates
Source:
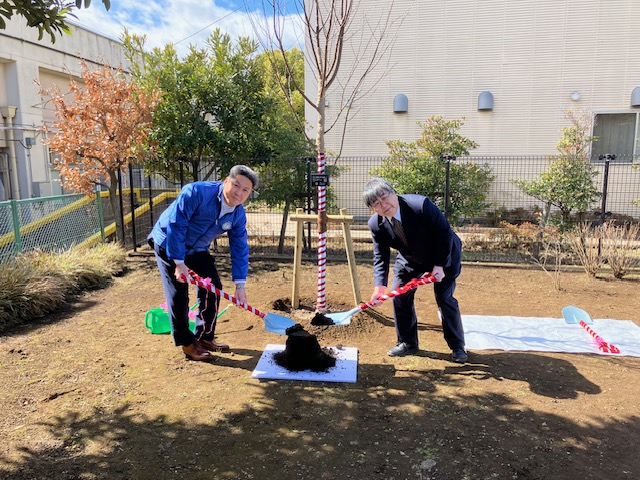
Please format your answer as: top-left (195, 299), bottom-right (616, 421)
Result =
top-left (1, 255), bottom-right (639, 480)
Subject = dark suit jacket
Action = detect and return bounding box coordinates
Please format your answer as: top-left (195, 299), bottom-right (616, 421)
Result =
top-left (368, 194), bottom-right (462, 286)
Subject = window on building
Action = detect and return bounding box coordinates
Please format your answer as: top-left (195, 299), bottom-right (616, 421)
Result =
top-left (48, 152), bottom-right (64, 195)
top-left (0, 152), bottom-right (8, 201)
top-left (592, 113), bottom-right (639, 162)
top-left (49, 167), bottom-right (63, 196)
top-left (0, 171), bottom-right (6, 201)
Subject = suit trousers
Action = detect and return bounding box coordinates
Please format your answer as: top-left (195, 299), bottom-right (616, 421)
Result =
top-left (391, 263), bottom-right (464, 351)
top-left (151, 241), bottom-right (222, 347)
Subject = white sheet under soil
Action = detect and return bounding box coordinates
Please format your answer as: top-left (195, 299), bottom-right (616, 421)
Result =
top-left (251, 344), bottom-right (358, 382)
top-left (462, 315), bottom-right (640, 357)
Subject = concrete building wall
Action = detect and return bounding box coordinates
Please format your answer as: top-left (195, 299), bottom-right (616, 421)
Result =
top-left (0, 16), bottom-right (127, 200)
top-left (306, 0), bottom-right (640, 157)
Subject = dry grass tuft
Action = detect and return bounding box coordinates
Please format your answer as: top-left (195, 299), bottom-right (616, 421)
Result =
top-left (566, 223), bottom-right (605, 277)
top-left (0, 243), bottom-right (126, 333)
top-left (601, 221), bottom-right (640, 279)
top-left (566, 221), bottom-right (640, 279)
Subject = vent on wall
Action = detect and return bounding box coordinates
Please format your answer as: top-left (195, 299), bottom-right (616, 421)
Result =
top-left (478, 91), bottom-right (494, 111)
top-left (393, 93), bottom-right (408, 113)
top-left (631, 87), bottom-right (640, 107)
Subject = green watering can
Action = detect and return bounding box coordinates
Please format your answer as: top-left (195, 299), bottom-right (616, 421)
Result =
top-left (145, 303), bottom-right (231, 334)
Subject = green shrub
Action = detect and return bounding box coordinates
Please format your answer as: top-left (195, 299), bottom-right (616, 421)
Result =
top-left (373, 116), bottom-right (493, 222)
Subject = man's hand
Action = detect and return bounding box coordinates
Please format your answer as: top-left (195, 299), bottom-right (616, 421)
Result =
top-left (370, 285), bottom-right (387, 304)
top-left (431, 265), bottom-right (445, 282)
top-left (235, 284), bottom-right (248, 306)
top-left (174, 262), bottom-right (190, 283)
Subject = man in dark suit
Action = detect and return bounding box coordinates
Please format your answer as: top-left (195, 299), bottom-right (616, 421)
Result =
top-left (363, 178), bottom-right (468, 363)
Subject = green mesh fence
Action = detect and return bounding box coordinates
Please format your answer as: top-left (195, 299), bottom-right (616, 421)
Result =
top-left (0, 194), bottom-right (103, 264)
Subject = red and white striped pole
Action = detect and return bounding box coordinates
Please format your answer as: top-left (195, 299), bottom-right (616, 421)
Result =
top-left (316, 152), bottom-right (327, 312)
top-left (579, 320), bottom-right (620, 354)
top-left (183, 270), bottom-right (266, 319)
top-left (360, 274), bottom-right (437, 311)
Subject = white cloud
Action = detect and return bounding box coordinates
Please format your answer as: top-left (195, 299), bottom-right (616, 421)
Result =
top-left (70, 0), bottom-right (304, 57)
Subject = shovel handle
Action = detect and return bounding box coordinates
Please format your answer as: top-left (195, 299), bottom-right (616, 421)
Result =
top-left (579, 320), bottom-right (620, 354)
top-left (182, 270), bottom-right (266, 319)
top-left (359, 274), bottom-right (437, 312)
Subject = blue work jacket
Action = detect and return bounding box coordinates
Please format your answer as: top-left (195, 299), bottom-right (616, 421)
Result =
top-left (149, 181), bottom-right (249, 283)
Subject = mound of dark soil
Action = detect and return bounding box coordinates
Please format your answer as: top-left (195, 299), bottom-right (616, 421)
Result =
top-left (273, 324), bottom-right (336, 372)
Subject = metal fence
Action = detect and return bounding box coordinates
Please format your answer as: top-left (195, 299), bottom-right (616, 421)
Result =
top-left (2, 155), bottom-right (639, 265)
top-left (326, 154), bottom-right (640, 223)
top-left (0, 194), bottom-right (103, 263)
top-left (117, 155), bottom-right (640, 264)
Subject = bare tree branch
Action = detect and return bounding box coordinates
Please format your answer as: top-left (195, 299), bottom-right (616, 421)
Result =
top-left (249, 0), bottom-right (405, 156)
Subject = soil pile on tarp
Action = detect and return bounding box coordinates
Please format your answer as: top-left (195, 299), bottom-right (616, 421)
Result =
top-left (274, 324), bottom-right (336, 372)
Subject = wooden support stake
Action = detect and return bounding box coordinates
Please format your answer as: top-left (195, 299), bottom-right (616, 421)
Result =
top-left (340, 208), bottom-right (362, 305)
top-left (291, 211), bottom-right (304, 308)
top-left (289, 208), bottom-right (361, 309)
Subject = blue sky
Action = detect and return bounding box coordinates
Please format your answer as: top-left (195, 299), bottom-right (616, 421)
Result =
top-left (70, 0), bottom-right (304, 57)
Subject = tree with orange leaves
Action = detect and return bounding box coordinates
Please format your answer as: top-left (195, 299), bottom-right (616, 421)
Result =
top-left (39, 60), bottom-right (159, 244)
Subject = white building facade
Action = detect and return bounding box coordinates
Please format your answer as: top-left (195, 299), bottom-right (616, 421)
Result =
top-left (0, 17), bottom-right (127, 200)
top-left (307, 0), bottom-right (640, 159)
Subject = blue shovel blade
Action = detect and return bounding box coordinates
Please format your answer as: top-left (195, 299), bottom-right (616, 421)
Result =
top-left (263, 312), bottom-right (297, 335)
top-left (324, 306), bottom-right (361, 326)
top-left (562, 305), bottom-right (594, 325)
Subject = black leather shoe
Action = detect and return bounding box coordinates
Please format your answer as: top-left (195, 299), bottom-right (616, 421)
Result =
top-left (388, 342), bottom-right (419, 357)
top-left (452, 348), bottom-right (468, 363)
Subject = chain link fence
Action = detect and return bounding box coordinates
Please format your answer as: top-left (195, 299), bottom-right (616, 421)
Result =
top-left (0, 194), bottom-right (103, 263)
top-left (118, 155), bottom-right (639, 264)
top-left (2, 155), bottom-right (639, 265)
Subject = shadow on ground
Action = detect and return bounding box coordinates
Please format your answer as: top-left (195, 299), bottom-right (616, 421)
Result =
top-left (1, 352), bottom-right (636, 480)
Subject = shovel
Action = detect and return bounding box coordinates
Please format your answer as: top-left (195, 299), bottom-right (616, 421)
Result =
top-left (183, 270), bottom-right (296, 335)
top-left (562, 305), bottom-right (620, 354)
top-left (322, 273), bottom-right (437, 326)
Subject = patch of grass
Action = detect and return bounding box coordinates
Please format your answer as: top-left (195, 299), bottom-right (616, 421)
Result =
top-left (0, 243), bottom-right (127, 334)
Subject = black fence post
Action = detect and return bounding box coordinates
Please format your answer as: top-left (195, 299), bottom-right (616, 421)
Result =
top-left (179, 159), bottom-right (185, 188)
top-left (128, 162), bottom-right (137, 251)
top-left (305, 157), bottom-right (312, 251)
top-left (441, 155), bottom-right (456, 221)
top-left (598, 153), bottom-right (614, 225)
top-left (148, 174), bottom-right (154, 227)
top-left (597, 153), bottom-right (615, 257)
top-left (117, 168), bottom-right (126, 246)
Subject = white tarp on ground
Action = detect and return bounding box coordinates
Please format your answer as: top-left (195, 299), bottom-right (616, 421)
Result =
top-left (462, 315), bottom-right (640, 357)
top-left (252, 344), bottom-right (358, 382)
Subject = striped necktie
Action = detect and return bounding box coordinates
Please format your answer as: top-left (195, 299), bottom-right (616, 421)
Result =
top-left (390, 217), bottom-right (408, 250)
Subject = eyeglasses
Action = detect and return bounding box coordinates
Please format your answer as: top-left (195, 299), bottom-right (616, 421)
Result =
top-left (370, 192), bottom-right (391, 210)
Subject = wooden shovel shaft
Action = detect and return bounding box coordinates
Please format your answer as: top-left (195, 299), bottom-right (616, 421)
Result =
top-left (184, 270), bottom-right (266, 319)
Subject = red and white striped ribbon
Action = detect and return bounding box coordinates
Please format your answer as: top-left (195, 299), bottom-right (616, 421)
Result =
top-left (183, 270), bottom-right (266, 319)
top-left (359, 274), bottom-right (437, 312)
top-left (316, 151), bottom-right (327, 311)
top-left (579, 320), bottom-right (620, 354)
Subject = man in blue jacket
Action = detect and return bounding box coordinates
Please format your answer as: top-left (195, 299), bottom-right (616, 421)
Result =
top-left (148, 165), bottom-right (259, 361)
top-left (363, 178), bottom-right (468, 363)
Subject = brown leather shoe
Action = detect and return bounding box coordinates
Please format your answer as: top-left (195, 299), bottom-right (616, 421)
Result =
top-left (182, 343), bottom-right (214, 361)
top-left (197, 339), bottom-right (230, 352)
